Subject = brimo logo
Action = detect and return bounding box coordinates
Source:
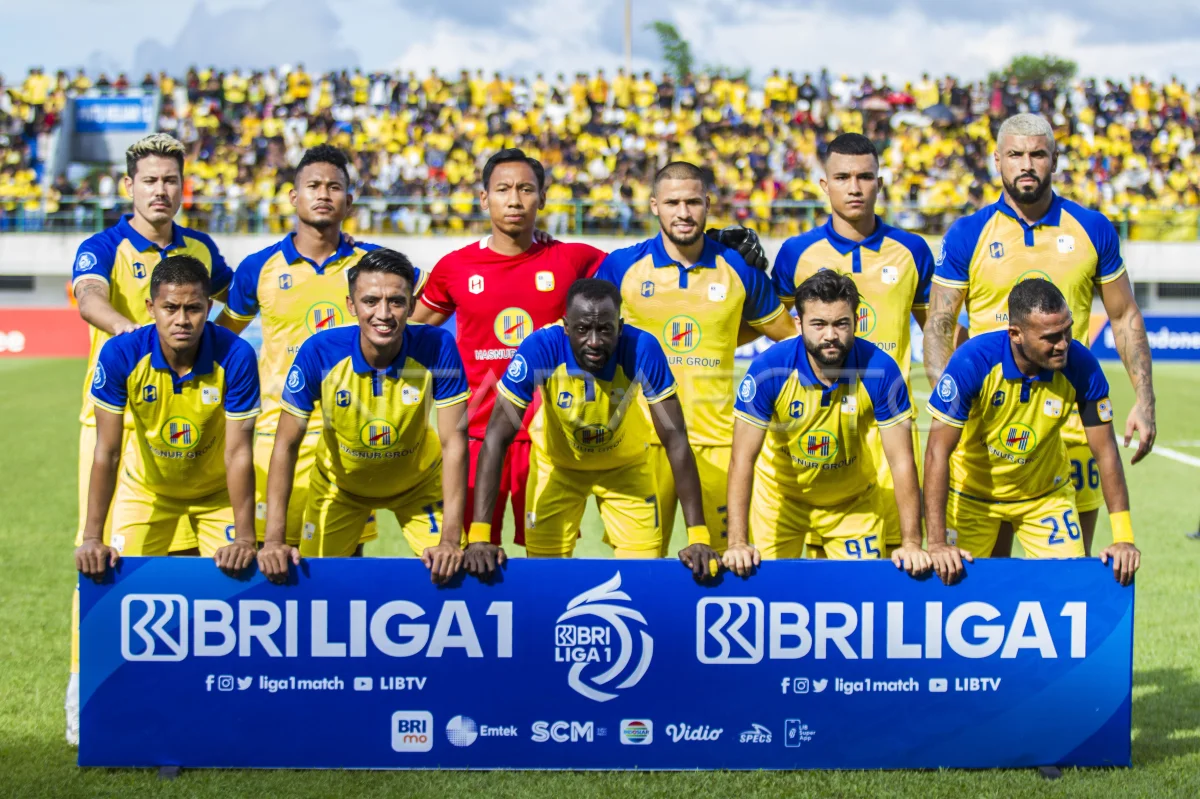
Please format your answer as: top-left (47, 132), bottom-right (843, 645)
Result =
top-left (555, 572), bottom-right (653, 702)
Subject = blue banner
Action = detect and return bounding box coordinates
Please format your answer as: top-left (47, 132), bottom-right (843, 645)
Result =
top-left (80, 558), bottom-right (1132, 770)
top-left (1091, 315), bottom-right (1200, 361)
top-left (74, 97), bottom-right (156, 133)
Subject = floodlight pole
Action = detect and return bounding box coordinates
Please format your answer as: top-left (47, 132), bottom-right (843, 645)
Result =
top-left (624, 0), bottom-right (633, 75)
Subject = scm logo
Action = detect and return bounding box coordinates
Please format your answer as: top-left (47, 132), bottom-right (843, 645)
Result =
top-left (531, 721), bottom-right (595, 743)
top-left (391, 711), bottom-right (433, 752)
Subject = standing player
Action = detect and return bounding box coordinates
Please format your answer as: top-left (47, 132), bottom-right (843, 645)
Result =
top-left (772, 133), bottom-right (934, 557)
top-left (723, 271), bottom-right (928, 575)
top-left (257, 250), bottom-right (468, 583)
top-left (924, 113), bottom-right (1155, 554)
top-left (67, 133), bottom-right (233, 745)
top-left (594, 162), bottom-right (795, 554)
top-left (924, 279), bottom-right (1140, 586)
top-left (75, 256), bottom-right (259, 573)
top-left (215, 145), bottom-right (410, 550)
top-left (465, 280), bottom-right (719, 579)
top-left (411, 149), bottom-right (607, 547)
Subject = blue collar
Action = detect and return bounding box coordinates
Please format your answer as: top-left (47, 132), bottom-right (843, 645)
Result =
top-left (118, 214), bottom-right (186, 253)
top-left (149, 321), bottom-right (216, 380)
top-left (649, 233), bottom-right (720, 270)
top-left (995, 191), bottom-right (1064, 230)
top-left (821, 217), bottom-right (887, 255)
top-left (794, 337), bottom-right (861, 391)
top-left (350, 327), bottom-right (409, 377)
top-left (562, 326), bottom-right (619, 382)
top-left (280, 233), bottom-right (358, 274)
top-left (1001, 338), bottom-right (1055, 382)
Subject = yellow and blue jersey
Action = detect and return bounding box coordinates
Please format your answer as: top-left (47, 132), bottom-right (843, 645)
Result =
top-left (280, 325), bottom-right (467, 500)
top-left (498, 324), bottom-right (677, 471)
top-left (927, 330), bottom-right (1113, 503)
top-left (594, 235), bottom-right (783, 446)
top-left (90, 322), bottom-right (260, 499)
top-left (223, 234), bottom-right (426, 434)
top-left (73, 214), bottom-right (233, 424)
top-left (933, 193), bottom-right (1125, 343)
top-left (733, 337), bottom-right (912, 506)
top-left (772, 217), bottom-right (933, 381)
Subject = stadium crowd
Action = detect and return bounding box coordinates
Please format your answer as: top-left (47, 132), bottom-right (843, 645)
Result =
top-left (3, 64), bottom-right (1200, 236)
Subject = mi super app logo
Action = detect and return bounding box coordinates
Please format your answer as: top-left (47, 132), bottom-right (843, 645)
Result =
top-left (121, 594), bottom-right (189, 661)
top-left (555, 572), bottom-right (653, 702)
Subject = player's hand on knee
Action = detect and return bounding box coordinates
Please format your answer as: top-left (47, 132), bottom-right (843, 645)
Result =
top-left (928, 543), bottom-right (972, 586)
top-left (74, 540), bottom-right (118, 582)
top-left (678, 543), bottom-right (721, 583)
top-left (890, 544), bottom-right (932, 578)
top-left (257, 542), bottom-right (299, 584)
top-left (214, 539), bottom-right (258, 576)
top-left (1099, 542), bottom-right (1140, 586)
top-left (463, 542), bottom-right (507, 580)
top-left (722, 544), bottom-right (760, 578)
top-left (421, 541), bottom-right (465, 585)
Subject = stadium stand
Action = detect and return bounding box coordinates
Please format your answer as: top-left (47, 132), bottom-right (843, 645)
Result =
top-left (2, 65), bottom-right (1199, 238)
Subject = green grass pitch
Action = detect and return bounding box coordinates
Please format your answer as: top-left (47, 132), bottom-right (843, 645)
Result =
top-left (1, 358), bottom-right (1198, 798)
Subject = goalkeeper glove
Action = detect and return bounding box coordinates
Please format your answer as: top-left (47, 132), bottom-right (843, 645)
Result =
top-left (706, 225), bottom-right (769, 271)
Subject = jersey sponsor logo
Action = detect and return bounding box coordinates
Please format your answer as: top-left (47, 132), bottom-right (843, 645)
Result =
top-left (664, 315), bottom-right (701, 354)
top-left (557, 391), bottom-right (574, 409)
top-left (305, 302), bottom-right (344, 334)
top-left (841, 395), bottom-right (857, 415)
top-left (574, 425), bottom-right (611, 447)
top-left (640, 280), bottom-right (655, 298)
top-left (92, 363), bottom-right (106, 389)
top-left (708, 283), bottom-right (727, 302)
top-left (131, 261), bottom-right (148, 279)
top-left (468, 275), bottom-right (485, 294)
top-left (360, 419), bottom-right (396, 449)
top-left (401, 385), bottom-right (422, 406)
top-left (799, 429), bottom-right (839, 463)
top-left (336, 389), bottom-right (351, 407)
top-left (998, 423), bottom-right (1038, 455)
top-left (494, 307), bottom-right (533, 347)
top-left (278, 274), bottom-right (293, 290)
top-left (991, 390), bottom-right (1005, 407)
top-left (201, 387), bottom-right (221, 405)
top-left (936, 374), bottom-right (959, 403)
top-left (989, 242), bottom-right (1005, 259)
top-left (935, 239), bottom-right (946, 267)
top-left (1056, 235), bottom-right (1075, 254)
top-left (286, 365), bottom-right (305, 393)
top-left (142, 385), bottom-right (157, 403)
top-left (1097, 398), bottom-right (1114, 423)
top-left (1043, 398), bottom-right (1063, 418)
top-left (507, 354), bottom-right (528, 381)
top-left (738, 374), bottom-right (756, 402)
top-left (881, 266), bottom-right (899, 285)
top-left (76, 252), bottom-right (98, 272)
top-left (1016, 269), bottom-right (1052, 284)
top-left (856, 301), bottom-right (877, 336)
top-left (161, 416), bottom-right (199, 450)
top-left (789, 400), bottom-right (804, 418)
top-left (536, 271), bottom-right (555, 292)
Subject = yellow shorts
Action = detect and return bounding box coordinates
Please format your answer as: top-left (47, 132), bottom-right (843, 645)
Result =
top-left (525, 447), bottom-right (660, 558)
top-left (253, 430), bottom-right (377, 546)
top-left (301, 465), bottom-right (443, 558)
top-left (945, 484), bottom-right (1084, 559)
top-left (751, 474), bottom-right (886, 560)
top-left (109, 471), bottom-right (234, 557)
top-left (77, 424), bottom-right (197, 551)
top-left (650, 443), bottom-right (730, 556)
top-left (1067, 444), bottom-right (1104, 513)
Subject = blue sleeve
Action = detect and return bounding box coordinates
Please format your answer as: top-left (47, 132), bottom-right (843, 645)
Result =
top-left (733, 348), bottom-right (788, 428)
top-left (498, 331), bottom-right (552, 409)
top-left (221, 338), bottom-right (261, 418)
top-left (224, 249), bottom-right (271, 320)
top-left (926, 340), bottom-right (991, 426)
top-left (592, 251), bottom-right (626, 287)
top-left (1082, 212), bottom-right (1125, 283)
top-left (191, 231), bottom-right (234, 297)
top-left (72, 232), bottom-right (118, 286)
top-left (431, 329), bottom-right (469, 405)
top-left (279, 341), bottom-right (324, 418)
top-left (901, 234), bottom-right (935, 307)
top-left (633, 332), bottom-right (677, 403)
top-left (771, 236), bottom-right (805, 300)
top-left (735, 258), bottom-right (783, 325)
top-left (862, 350), bottom-right (912, 426)
top-left (933, 217), bottom-right (977, 288)
top-left (90, 336), bottom-right (135, 412)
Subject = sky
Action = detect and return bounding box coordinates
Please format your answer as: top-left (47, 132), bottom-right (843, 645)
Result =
top-left (5, 0), bottom-right (1200, 85)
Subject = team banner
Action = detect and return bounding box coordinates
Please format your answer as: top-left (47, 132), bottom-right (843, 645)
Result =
top-left (73, 96), bottom-right (157, 133)
top-left (80, 558), bottom-right (1132, 770)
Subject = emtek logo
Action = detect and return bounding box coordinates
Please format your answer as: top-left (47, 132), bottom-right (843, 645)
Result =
top-left (392, 711), bottom-right (433, 752)
top-left (121, 595), bottom-right (188, 661)
top-left (697, 597), bottom-right (763, 663)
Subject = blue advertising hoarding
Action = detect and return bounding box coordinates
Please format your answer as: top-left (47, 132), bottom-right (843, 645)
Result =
top-left (74, 96), bottom-right (157, 133)
top-left (80, 558), bottom-right (1132, 770)
top-left (1091, 315), bottom-right (1200, 361)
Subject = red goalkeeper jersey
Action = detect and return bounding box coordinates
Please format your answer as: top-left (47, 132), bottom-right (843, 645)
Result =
top-left (420, 238), bottom-right (606, 440)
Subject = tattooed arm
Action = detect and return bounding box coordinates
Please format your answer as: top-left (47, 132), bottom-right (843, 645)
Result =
top-left (922, 283), bottom-right (966, 386)
top-left (74, 279), bottom-right (140, 335)
top-left (1098, 274), bottom-right (1156, 463)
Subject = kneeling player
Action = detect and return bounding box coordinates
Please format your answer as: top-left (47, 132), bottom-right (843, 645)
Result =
top-left (465, 279), bottom-right (719, 579)
top-left (75, 256), bottom-right (260, 577)
top-left (924, 278), bottom-right (1140, 586)
top-left (258, 249), bottom-right (468, 584)
top-left (724, 270), bottom-right (929, 576)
